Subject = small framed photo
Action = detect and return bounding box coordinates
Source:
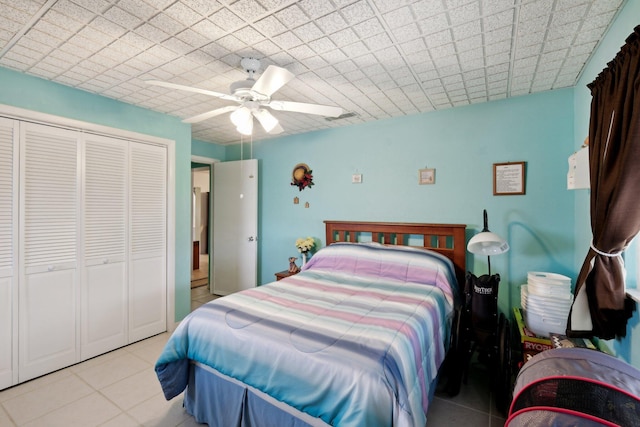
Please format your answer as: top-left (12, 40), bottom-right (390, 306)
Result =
top-left (493, 162), bottom-right (525, 195)
top-left (419, 168), bottom-right (435, 185)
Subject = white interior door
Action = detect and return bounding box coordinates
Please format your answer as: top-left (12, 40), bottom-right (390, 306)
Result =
top-left (0, 118), bottom-right (18, 389)
top-left (212, 159), bottom-right (258, 296)
top-left (128, 142), bottom-right (167, 342)
top-left (81, 135), bottom-right (128, 360)
top-left (19, 123), bottom-right (79, 382)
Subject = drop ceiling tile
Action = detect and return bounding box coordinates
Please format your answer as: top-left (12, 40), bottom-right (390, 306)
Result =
top-left (364, 32), bottom-right (393, 51)
top-left (340, 41), bottom-right (369, 57)
top-left (448, 2), bottom-right (480, 27)
top-left (55, 0), bottom-right (96, 24)
top-left (485, 39), bottom-right (511, 56)
top-left (308, 36), bottom-right (336, 54)
top-left (270, 31), bottom-right (299, 50)
top-left (515, 43), bottom-right (542, 59)
top-left (164, 2), bottom-right (204, 26)
top-left (424, 29), bottom-right (453, 48)
top-left (383, 6), bottom-right (414, 29)
top-left (544, 35), bottom-right (574, 52)
top-left (588, 0), bottom-right (624, 15)
top-left (275, 4), bottom-right (308, 28)
top-left (418, 13), bottom-right (449, 36)
top-left (316, 11), bottom-right (349, 34)
top-left (182, 0), bottom-right (224, 16)
top-left (321, 48), bottom-right (348, 63)
top-left (293, 21), bottom-right (324, 42)
top-left (133, 23), bottom-right (168, 43)
top-left (175, 27), bottom-right (209, 48)
top-left (518, 15), bottom-right (549, 37)
top-left (401, 38), bottom-right (427, 55)
top-left (162, 36), bottom-right (194, 55)
top-left (330, 27), bottom-right (360, 46)
top-left (116, 0), bottom-right (157, 20)
top-left (482, 0), bottom-right (515, 15)
top-left (485, 52), bottom-right (510, 67)
top-left (270, 50), bottom-right (296, 65)
top-left (392, 23), bottom-right (421, 43)
top-left (519, 0), bottom-right (554, 21)
top-left (286, 43), bottom-right (315, 59)
top-left (149, 13), bottom-right (186, 35)
top-left (455, 33), bottom-right (482, 52)
top-left (430, 43), bottom-right (456, 59)
top-left (452, 20), bottom-right (481, 41)
top-left (43, 9), bottom-right (85, 32)
top-left (484, 8), bottom-right (514, 30)
top-left (340, 1), bottom-right (375, 25)
top-left (352, 17), bottom-right (385, 38)
top-left (102, 5), bottom-right (143, 30)
top-left (485, 26), bottom-right (512, 45)
top-left (209, 7), bottom-right (244, 31)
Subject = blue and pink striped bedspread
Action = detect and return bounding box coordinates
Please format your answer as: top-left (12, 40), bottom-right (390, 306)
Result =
top-left (156, 243), bottom-right (459, 427)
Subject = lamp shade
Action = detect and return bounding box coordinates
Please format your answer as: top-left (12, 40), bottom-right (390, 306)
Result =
top-left (467, 209), bottom-right (510, 255)
top-left (467, 232), bottom-right (509, 255)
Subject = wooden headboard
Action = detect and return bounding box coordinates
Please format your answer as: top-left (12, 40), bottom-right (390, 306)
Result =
top-left (324, 220), bottom-right (467, 286)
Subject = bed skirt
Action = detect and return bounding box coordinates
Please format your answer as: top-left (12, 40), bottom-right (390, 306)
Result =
top-left (185, 361), bottom-right (331, 427)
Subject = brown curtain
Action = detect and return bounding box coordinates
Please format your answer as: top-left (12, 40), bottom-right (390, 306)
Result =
top-left (568, 25), bottom-right (640, 340)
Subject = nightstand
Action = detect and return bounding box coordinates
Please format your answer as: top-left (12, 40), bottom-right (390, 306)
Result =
top-left (275, 270), bottom-right (297, 281)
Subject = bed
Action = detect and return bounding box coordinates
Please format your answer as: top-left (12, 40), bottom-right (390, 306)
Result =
top-left (156, 221), bottom-right (466, 427)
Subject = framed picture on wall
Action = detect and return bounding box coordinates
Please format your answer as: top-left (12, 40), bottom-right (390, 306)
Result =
top-left (493, 162), bottom-right (525, 195)
top-left (419, 168), bottom-right (435, 185)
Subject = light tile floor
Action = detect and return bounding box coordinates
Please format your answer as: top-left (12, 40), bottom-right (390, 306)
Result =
top-left (0, 287), bottom-right (505, 426)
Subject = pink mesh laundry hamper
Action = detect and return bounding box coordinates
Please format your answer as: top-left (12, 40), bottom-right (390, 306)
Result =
top-left (507, 348), bottom-right (640, 426)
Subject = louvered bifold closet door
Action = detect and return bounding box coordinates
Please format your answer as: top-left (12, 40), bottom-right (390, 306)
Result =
top-left (0, 118), bottom-right (18, 390)
top-left (81, 135), bottom-right (127, 360)
top-left (129, 142), bottom-right (167, 342)
top-left (19, 123), bottom-right (80, 382)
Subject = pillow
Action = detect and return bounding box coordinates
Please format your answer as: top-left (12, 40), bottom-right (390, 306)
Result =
top-left (302, 242), bottom-right (458, 302)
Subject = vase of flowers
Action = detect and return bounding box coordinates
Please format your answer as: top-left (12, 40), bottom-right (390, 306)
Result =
top-left (295, 236), bottom-right (315, 266)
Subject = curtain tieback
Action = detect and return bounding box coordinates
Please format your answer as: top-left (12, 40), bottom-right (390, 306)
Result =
top-left (590, 240), bottom-right (625, 257)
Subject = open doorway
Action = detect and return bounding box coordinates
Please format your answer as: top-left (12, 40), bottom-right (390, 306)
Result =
top-left (190, 159), bottom-right (218, 311)
top-left (191, 166), bottom-right (209, 289)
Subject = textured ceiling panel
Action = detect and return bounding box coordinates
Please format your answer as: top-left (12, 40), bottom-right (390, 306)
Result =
top-left (0, 0), bottom-right (627, 145)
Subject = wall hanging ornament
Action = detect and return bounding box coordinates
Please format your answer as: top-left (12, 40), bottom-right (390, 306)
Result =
top-left (291, 163), bottom-right (314, 191)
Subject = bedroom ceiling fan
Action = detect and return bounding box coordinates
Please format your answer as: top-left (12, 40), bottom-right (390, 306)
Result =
top-left (146, 57), bottom-right (343, 135)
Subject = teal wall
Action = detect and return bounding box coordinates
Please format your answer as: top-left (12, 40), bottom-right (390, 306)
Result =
top-left (227, 88), bottom-right (576, 317)
top-left (0, 66), bottom-right (193, 322)
top-left (572, 2), bottom-right (640, 366)
top-left (192, 138), bottom-right (225, 160)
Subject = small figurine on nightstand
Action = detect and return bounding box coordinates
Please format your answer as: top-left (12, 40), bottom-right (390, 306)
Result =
top-left (288, 257), bottom-right (300, 273)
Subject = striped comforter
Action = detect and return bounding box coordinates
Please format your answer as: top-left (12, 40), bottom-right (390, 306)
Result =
top-left (156, 243), bottom-right (458, 427)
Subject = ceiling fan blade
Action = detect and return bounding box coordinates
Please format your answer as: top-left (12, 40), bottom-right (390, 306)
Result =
top-left (253, 109), bottom-right (282, 134)
top-left (267, 100), bottom-right (343, 117)
top-left (146, 80), bottom-right (238, 102)
top-left (251, 65), bottom-right (294, 97)
top-left (183, 105), bottom-right (239, 123)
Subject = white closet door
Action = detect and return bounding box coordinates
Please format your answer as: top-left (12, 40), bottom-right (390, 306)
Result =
top-left (129, 143), bottom-right (167, 342)
top-left (81, 135), bottom-right (127, 360)
top-left (0, 118), bottom-right (18, 390)
top-left (19, 123), bottom-right (79, 382)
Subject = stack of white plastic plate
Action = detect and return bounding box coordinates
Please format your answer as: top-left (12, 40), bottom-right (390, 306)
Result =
top-left (522, 272), bottom-right (573, 337)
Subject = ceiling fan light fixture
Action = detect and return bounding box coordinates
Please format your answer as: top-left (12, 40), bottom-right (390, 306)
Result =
top-left (236, 120), bottom-right (253, 135)
top-left (230, 106), bottom-right (253, 135)
top-left (253, 109), bottom-right (279, 132)
top-left (230, 106), bottom-right (250, 127)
